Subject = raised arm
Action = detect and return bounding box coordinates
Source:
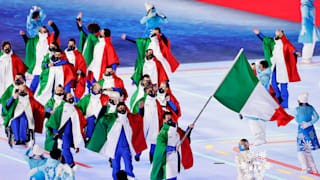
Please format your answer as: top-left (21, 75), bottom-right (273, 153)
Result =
top-left (48, 21), bottom-right (59, 41)
top-left (253, 28), bottom-right (265, 41)
top-left (121, 34), bottom-right (136, 43)
top-left (20, 30), bottom-right (28, 44)
top-left (76, 12), bottom-right (89, 36)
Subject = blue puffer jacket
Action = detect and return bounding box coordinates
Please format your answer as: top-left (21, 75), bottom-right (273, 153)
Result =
top-left (140, 9), bottom-right (168, 37)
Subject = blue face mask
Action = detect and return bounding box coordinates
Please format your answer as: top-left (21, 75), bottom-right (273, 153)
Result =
top-left (239, 145), bottom-right (246, 151)
top-left (151, 9), bottom-right (156, 13)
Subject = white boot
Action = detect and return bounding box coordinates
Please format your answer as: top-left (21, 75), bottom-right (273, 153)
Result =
top-left (298, 151), bottom-right (308, 174)
top-left (305, 151), bottom-right (319, 173)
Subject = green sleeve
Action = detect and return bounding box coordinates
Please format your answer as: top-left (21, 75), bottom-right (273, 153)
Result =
top-left (44, 98), bottom-right (55, 111)
top-left (151, 124), bottom-right (169, 180)
top-left (1, 85), bottom-right (14, 116)
top-left (86, 113), bottom-right (117, 152)
top-left (78, 30), bottom-right (87, 53)
top-left (76, 95), bottom-right (91, 116)
top-left (3, 98), bottom-right (18, 127)
top-left (82, 34), bottom-right (99, 66)
top-left (131, 38), bottom-right (150, 85)
top-left (132, 95), bottom-right (147, 114)
top-left (262, 37), bottom-right (275, 67)
top-left (41, 54), bottom-right (51, 70)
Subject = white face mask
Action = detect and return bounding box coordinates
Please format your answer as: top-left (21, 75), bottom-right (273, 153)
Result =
top-left (54, 94), bottom-right (63, 101)
top-left (39, 32), bottom-right (48, 39)
top-left (91, 93), bottom-right (101, 98)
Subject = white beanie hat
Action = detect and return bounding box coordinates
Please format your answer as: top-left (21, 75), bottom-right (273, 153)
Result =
top-left (33, 144), bottom-right (44, 156)
top-left (298, 92), bottom-right (308, 103)
top-left (145, 2), bottom-right (154, 11)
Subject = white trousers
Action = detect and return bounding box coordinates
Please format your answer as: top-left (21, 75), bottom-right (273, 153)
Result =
top-left (248, 119), bottom-right (266, 146)
top-left (298, 151), bottom-right (318, 173)
top-left (302, 28), bottom-right (318, 63)
top-left (302, 42), bottom-right (316, 63)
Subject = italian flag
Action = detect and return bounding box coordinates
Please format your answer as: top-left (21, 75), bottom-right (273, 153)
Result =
top-left (213, 49), bottom-right (293, 126)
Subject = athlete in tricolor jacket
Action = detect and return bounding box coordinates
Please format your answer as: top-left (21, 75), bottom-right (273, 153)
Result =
top-left (253, 28), bottom-right (301, 108)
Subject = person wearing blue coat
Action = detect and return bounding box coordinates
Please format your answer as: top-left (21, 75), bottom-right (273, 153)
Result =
top-left (243, 60), bottom-right (272, 146)
top-left (25, 141), bottom-right (47, 179)
top-left (27, 6), bottom-right (46, 38)
top-left (295, 93), bottom-right (319, 174)
top-left (140, 2), bottom-right (168, 37)
top-left (256, 60), bottom-right (272, 91)
top-left (298, 0), bottom-right (320, 63)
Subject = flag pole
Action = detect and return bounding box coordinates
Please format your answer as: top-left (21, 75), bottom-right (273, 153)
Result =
top-left (176, 48), bottom-right (244, 148)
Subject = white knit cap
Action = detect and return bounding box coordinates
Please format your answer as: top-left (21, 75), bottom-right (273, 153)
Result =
top-left (145, 2), bottom-right (154, 11)
top-left (33, 144), bottom-right (44, 156)
top-left (298, 92), bottom-right (308, 103)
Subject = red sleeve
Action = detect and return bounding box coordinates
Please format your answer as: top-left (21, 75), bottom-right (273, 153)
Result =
top-left (100, 94), bottom-right (109, 105)
top-left (168, 92), bottom-right (181, 123)
top-left (115, 76), bottom-right (128, 101)
top-left (177, 128), bottom-right (193, 169)
top-left (154, 58), bottom-right (169, 86)
top-left (62, 63), bottom-right (77, 87)
top-left (30, 97), bottom-right (45, 133)
top-left (75, 106), bottom-right (88, 138)
top-left (158, 35), bottom-right (180, 72)
top-left (157, 100), bottom-right (164, 130)
top-left (74, 50), bottom-right (87, 74)
top-left (99, 37), bottom-right (120, 80)
top-left (127, 113), bottom-right (147, 154)
top-left (27, 87), bottom-right (34, 98)
top-left (282, 36), bottom-right (300, 82)
top-left (48, 32), bottom-right (60, 46)
top-left (11, 54), bottom-right (28, 78)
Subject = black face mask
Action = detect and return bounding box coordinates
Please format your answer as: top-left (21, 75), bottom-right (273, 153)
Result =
top-left (49, 47), bottom-right (56, 52)
top-left (104, 72), bottom-right (113, 76)
top-left (158, 88), bottom-right (165, 94)
top-left (68, 46), bottom-right (75, 51)
top-left (109, 99), bottom-right (115, 105)
top-left (275, 36), bottom-right (280, 40)
top-left (68, 98), bottom-right (74, 104)
top-left (15, 79), bottom-right (24, 85)
top-left (148, 91), bottom-right (156, 97)
top-left (51, 56), bottom-right (60, 62)
top-left (19, 91), bottom-right (27, 97)
top-left (142, 81), bottom-right (151, 87)
top-left (55, 93), bottom-right (64, 96)
top-left (146, 54), bottom-right (154, 60)
top-left (166, 119), bottom-right (176, 127)
top-left (118, 109), bottom-right (126, 114)
top-left (92, 89), bottom-right (102, 95)
top-left (4, 48), bottom-right (10, 53)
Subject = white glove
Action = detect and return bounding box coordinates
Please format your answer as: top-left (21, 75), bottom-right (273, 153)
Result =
top-left (301, 26), bottom-right (307, 36)
top-left (301, 121), bottom-right (311, 129)
top-left (28, 139), bottom-right (34, 148)
top-left (57, 139), bottom-right (63, 150)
